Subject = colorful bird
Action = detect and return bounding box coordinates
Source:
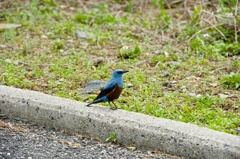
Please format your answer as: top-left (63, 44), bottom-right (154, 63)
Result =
top-left (86, 69), bottom-right (128, 109)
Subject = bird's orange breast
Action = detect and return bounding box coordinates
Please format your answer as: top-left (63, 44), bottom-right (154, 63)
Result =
top-left (107, 85), bottom-right (123, 101)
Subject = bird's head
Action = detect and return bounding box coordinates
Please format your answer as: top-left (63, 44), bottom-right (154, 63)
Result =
top-left (112, 69), bottom-right (128, 78)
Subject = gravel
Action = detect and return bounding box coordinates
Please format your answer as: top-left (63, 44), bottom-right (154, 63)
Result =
top-left (0, 118), bottom-right (179, 159)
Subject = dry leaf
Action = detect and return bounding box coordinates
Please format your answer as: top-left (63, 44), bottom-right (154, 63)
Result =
top-left (0, 120), bottom-right (7, 127)
top-left (72, 143), bottom-right (80, 147)
top-left (0, 24), bottom-right (21, 29)
top-left (0, 114), bottom-right (8, 119)
top-left (127, 146), bottom-right (136, 150)
top-left (164, 51), bottom-right (169, 57)
top-left (210, 83), bottom-right (218, 87)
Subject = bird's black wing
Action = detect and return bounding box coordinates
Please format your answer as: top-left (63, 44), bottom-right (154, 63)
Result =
top-left (94, 80), bottom-right (117, 100)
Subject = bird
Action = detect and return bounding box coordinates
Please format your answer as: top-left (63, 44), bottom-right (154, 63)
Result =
top-left (86, 69), bottom-right (128, 109)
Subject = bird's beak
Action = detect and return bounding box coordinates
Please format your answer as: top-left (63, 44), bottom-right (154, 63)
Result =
top-left (123, 70), bottom-right (129, 73)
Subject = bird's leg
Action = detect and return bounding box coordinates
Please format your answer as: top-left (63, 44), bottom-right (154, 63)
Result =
top-left (111, 101), bottom-right (118, 110)
top-left (108, 101), bottom-right (117, 110)
top-left (108, 102), bottom-right (114, 110)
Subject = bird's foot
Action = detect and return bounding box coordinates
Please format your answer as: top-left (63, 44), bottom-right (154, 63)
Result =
top-left (110, 101), bottom-right (118, 110)
top-left (109, 105), bottom-right (118, 110)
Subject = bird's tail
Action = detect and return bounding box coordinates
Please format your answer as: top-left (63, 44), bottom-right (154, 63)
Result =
top-left (86, 98), bottom-right (105, 107)
top-left (86, 102), bottom-right (93, 107)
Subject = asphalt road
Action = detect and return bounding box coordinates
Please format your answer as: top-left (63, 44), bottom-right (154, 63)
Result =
top-left (0, 118), bottom-right (180, 159)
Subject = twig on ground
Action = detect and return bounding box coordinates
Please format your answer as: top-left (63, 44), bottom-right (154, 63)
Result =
top-left (226, 0), bottom-right (239, 42)
top-left (201, 18), bottom-right (226, 39)
top-left (210, 0), bottom-right (218, 23)
top-left (226, 1), bottom-right (239, 21)
top-left (210, 66), bottom-right (227, 74)
top-left (187, 22), bottom-right (226, 43)
top-left (234, 0), bottom-right (239, 42)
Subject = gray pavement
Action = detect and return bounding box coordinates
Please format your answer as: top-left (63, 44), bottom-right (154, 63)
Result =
top-left (0, 85), bottom-right (240, 159)
top-left (0, 118), bottom-right (176, 159)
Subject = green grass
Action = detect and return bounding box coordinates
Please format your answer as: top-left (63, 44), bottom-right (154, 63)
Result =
top-left (221, 72), bottom-right (240, 89)
top-left (0, 0), bottom-right (239, 135)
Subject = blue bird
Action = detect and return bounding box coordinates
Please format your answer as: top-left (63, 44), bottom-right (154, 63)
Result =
top-left (86, 69), bottom-right (128, 109)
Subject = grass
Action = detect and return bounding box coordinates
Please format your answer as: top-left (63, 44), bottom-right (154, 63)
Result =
top-left (106, 132), bottom-right (117, 143)
top-left (0, 0), bottom-right (239, 135)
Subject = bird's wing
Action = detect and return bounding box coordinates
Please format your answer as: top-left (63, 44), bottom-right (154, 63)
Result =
top-left (94, 80), bottom-right (118, 100)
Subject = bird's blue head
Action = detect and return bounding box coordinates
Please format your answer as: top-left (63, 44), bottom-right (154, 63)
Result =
top-left (112, 69), bottom-right (128, 78)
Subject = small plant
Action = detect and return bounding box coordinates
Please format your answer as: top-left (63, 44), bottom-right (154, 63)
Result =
top-left (118, 45), bottom-right (141, 59)
top-left (52, 38), bottom-right (64, 50)
top-left (113, 0), bottom-right (124, 4)
top-left (221, 72), bottom-right (240, 90)
top-left (191, 6), bottom-right (201, 25)
top-left (154, 0), bottom-right (171, 30)
top-left (125, 1), bottom-right (135, 13)
top-left (105, 132), bottom-right (117, 143)
top-left (75, 11), bottom-right (117, 25)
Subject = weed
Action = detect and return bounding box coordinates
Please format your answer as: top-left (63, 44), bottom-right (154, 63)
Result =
top-left (106, 132), bottom-right (117, 143)
top-left (157, 9), bottom-right (171, 30)
top-left (75, 11), bottom-right (117, 25)
top-left (221, 72), bottom-right (240, 89)
top-left (191, 6), bottom-right (201, 25)
top-left (118, 45), bottom-right (141, 59)
top-left (52, 39), bottom-right (65, 50)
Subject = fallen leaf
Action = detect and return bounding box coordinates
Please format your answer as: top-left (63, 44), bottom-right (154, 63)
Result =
top-left (127, 146), bottom-right (136, 150)
top-left (164, 51), bottom-right (169, 57)
top-left (59, 139), bottom-right (72, 145)
top-left (0, 114), bottom-right (8, 119)
top-left (189, 93), bottom-right (197, 97)
top-left (186, 76), bottom-right (196, 80)
top-left (0, 24), bottom-right (21, 29)
top-left (11, 125), bottom-right (27, 132)
top-left (72, 143), bottom-right (80, 147)
top-left (210, 83), bottom-right (218, 87)
top-left (5, 59), bottom-right (12, 63)
top-left (196, 94), bottom-right (202, 98)
top-left (171, 80), bottom-right (177, 84)
top-left (219, 93), bottom-right (228, 99)
top-left (0, 120), bottom-right (7, 127)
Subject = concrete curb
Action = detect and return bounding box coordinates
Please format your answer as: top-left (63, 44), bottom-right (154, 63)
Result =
top-left (0, 85), bottom-right (239, 159)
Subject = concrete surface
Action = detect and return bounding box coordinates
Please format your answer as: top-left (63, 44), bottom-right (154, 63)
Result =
top-left (0, 85), bottom-right (239, 159)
